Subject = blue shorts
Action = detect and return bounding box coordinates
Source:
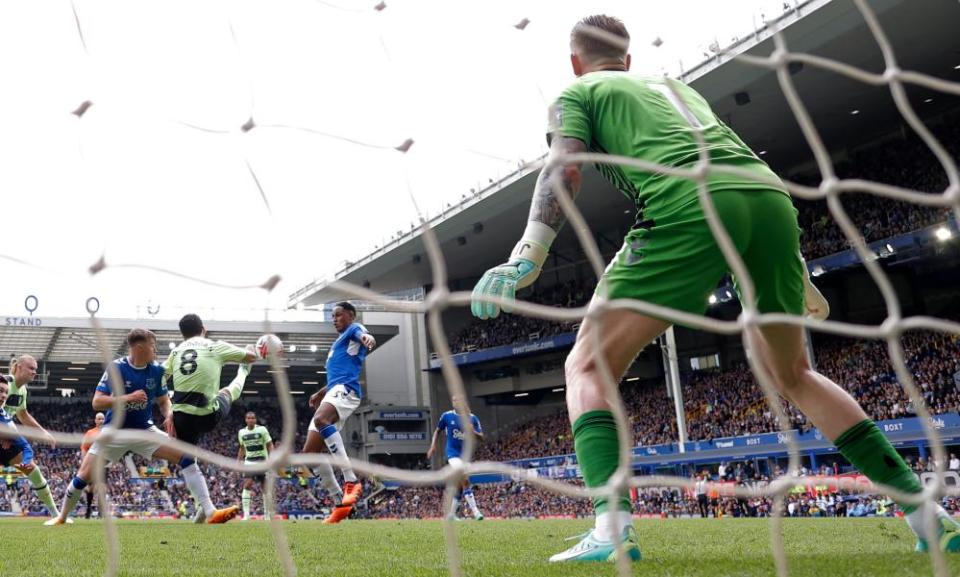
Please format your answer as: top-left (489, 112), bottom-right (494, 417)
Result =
top-left (0, 441), bottom-right (32, 466)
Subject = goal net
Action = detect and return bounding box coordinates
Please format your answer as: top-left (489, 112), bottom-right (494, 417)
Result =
top-left (2, 1), bottom-right (960, 577)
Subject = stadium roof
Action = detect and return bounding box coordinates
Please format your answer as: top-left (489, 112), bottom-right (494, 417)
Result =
top-left (290, 0), bottom-right (960, 306)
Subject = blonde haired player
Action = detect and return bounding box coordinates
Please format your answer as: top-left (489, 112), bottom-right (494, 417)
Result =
top-left (471, 13), bottom-right (955, 562)
top-left (0, 375), bottom-right (62, 520)
top-left (3, 355), bottom-right (60, 519)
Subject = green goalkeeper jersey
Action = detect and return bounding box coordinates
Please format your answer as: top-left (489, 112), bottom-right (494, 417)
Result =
top-left (1, 375), bottom-right (27, 417)
top-left (550, 71), bottom-right (785, 222)
top-left (164, 337), bottom-right (248, 416)
top-left (238, 425), bottom-right (272, 461)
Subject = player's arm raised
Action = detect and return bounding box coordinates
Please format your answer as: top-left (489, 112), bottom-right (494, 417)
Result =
top-left (471, 135), bottom-right (587, 320)
top-left (215, 341), bottom-right (258, 364)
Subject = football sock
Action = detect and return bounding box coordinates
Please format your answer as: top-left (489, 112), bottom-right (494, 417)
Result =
top-left (224, 364), bottom-right (251, 403)
top-left (447, 496), bottom-right (460, 519)
top-left (594, 511), bottom-right (634, 542)
top-left (61, 476), bottom-right (87, 518)
top-left (242, 489), bottom-right (251, 518)
top-left (320, 425), bottom-right (357, 483)
top-left (85, 489), bottom-right (94, 518)
top-left (835, 420), bottom-right (923, 513)
top-left (313, 462), bottom-right (343, 502)
top-left (573, 411), bottom-right (631, 515)
top-left (463, 489), bottom-right (481, 518)
top-left (181, 463), bottom-right (216, 517)
top-left (28, 467), bottom-right (59, 516)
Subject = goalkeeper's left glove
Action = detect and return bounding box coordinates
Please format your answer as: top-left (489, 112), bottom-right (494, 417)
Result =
top-left (471, 221), bottom-right (556, 320)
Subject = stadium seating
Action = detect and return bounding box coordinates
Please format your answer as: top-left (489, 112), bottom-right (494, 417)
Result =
top-left (2, 330), bottom-right (958, 518)
top-left (447, 121), bottom-right (960, 356)
top-left (475, 331), bottom-right (960, 460)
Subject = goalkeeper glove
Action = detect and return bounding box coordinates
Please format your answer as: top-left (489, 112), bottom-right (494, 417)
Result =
top-left (471, 221), bottom-right (556, 320)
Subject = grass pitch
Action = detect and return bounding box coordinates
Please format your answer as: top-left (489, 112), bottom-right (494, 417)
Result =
top-left (0, 516), bottom-right (952, 577)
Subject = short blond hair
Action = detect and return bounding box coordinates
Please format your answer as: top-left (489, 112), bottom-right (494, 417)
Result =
top-left (571, 15), bottom-right (630, 61)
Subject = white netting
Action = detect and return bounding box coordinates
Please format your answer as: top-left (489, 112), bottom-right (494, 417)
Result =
top-left (2, 1), bottom-right (960, 576)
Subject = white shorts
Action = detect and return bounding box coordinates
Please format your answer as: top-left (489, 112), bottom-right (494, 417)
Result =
top-left (307, 384), bottom-right (361, 433)
top-left (447, 457), bottom-right (464, 468)
top-left (88, 426), bottom-right (167, 463)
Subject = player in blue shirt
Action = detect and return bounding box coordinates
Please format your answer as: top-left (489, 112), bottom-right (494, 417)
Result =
top-left (427, 395), bottom-right (485, 520)
top-left (46, 328), bottom-right (239, 525)
top-left (0, 374), bottom-right (63, 520)
top-left (302, 301), bottom-right (376, 524)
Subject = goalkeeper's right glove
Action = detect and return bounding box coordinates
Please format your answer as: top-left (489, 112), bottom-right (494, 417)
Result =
top-left (471, 221), bottom-right (556, 320)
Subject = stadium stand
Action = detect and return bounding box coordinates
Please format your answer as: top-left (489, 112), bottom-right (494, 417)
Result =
top-left (3, 327), bottom-right (958, 519)
top-left (475, 330), bottom-right (960, 460)
top-left (446, 115), bottom-right (960, 356)
top-left (791, 115), bottom-right (960, 260)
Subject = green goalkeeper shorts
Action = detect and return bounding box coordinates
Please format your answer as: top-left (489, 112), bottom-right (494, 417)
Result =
top-left (596, 188), bottom-right (805, 317)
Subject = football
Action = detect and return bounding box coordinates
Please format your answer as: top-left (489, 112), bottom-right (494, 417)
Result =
top-left (256, 334), bottom-right (284, 359)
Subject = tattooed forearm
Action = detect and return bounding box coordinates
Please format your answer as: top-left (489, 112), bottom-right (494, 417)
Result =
top-left (529, 137), bottom-right (586, 233)
top-left (530, 168), bottom-right (567, 229)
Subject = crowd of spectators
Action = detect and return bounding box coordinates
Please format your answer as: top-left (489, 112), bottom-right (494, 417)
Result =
top-left (793, 120), bottom-right (959, 261)
top-left (447, 123), bottom-right (959, 356)
top-left (477, 331), bottom-right (960, 461)
top-left (448, 280), bottom-right (590, 354)
top-left (0, 398), bottom-right (322, 516)
top-left (363, 481), bottom-right (595, 519)
top-left (1, 329), bottom-right (958, 519)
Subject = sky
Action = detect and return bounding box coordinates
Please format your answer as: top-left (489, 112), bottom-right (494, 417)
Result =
top-left (0, 0), bottom-right (796, 321)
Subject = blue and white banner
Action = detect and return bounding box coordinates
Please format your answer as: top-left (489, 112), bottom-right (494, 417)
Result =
top-left (505, 414), bottom-right (960, 470)
top-left (518, 456), bottom-right (570, 468)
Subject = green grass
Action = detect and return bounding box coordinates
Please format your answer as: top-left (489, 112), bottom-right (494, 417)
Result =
top-left (0, 517), bottom-right (954, 577)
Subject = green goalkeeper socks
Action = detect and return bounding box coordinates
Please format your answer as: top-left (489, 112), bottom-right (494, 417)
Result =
top-left (835, 419), bottom-right (923, 513)
top-left (572, 410), bottom-right (631, 514)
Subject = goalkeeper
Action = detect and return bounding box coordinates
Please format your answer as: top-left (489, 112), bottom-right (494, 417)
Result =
top-left (471, 14), bottom-right (956, 563)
